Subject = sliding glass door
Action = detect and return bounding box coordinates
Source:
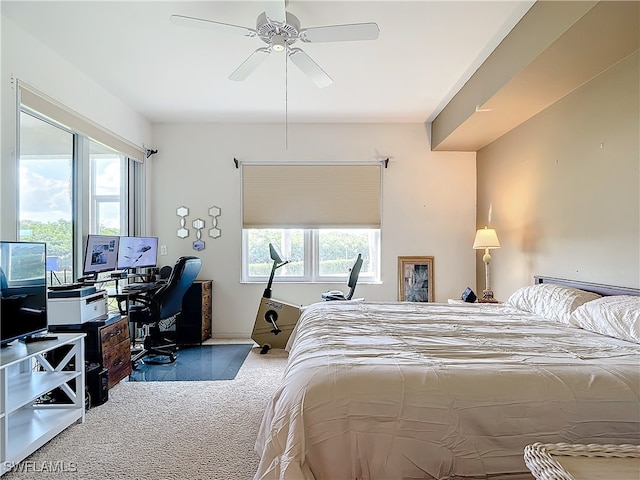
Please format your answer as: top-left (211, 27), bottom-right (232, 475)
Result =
top-left (18, 111), bottom-right (74, 283)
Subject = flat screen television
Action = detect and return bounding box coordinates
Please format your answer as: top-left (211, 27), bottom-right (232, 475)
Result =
top-left (117, 236), bottom-right (158, 270)
top-left (0, 241), bottom-right (48, 346)
top-left (83, 234), bottom-right (120, 276)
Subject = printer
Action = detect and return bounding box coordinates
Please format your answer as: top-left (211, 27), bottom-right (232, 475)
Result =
top-left (48, 286), bottom-right (108, 325)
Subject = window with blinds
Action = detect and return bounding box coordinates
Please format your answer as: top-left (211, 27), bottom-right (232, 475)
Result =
top-left (241, 163), bottom-right (382, 283)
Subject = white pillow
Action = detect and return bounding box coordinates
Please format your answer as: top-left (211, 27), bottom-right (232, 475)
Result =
top-left (506, 284), bottom-right (601, 323)
top-left (569, 295), bottom-right (640, 344)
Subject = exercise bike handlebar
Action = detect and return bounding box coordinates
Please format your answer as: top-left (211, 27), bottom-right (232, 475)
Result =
top-left (263, 259), bottom-right (289, 298)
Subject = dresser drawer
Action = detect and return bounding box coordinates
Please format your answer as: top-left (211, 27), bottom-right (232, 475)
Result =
top-left (202, 315), bottom-right (212, 340)
top-left (100, 317), bottom-right (129, 350)
top-left (202, 292), bottom-right (212, 306)
top-left (103, 339), bottom-right (131, 388)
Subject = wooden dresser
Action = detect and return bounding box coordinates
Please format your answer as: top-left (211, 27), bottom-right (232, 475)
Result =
top-left (177, 280), bottom-right (212, 344)
top-left (51, 315), bottom-right (131, 388)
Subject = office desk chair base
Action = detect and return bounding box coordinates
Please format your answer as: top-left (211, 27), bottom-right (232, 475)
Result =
top-left (143, 352), bottom-right (176, 365)
top-left (130, 345), bottom-right (177, 369)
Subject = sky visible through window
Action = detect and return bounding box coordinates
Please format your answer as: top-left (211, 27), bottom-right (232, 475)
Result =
top-left (20, 156), bottom-right (72, 223)
top-left (20, 155), bottom-right (121, 229)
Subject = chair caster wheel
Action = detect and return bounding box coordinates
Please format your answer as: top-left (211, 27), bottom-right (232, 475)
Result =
top-left (260, 344), bottom-right (271, 355)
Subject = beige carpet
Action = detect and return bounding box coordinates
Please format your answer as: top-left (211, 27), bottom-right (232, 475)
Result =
top-left (4, 344), bottom-right (288, 480)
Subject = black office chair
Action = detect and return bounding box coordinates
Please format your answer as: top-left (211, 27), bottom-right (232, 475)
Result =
top-left (321, 254), bottom-right (363, 301)
top-left (129, 256), bottom-right (202, 365)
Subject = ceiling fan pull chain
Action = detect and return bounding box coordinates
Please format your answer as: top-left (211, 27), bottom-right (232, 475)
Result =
top-left (285, 52), bottom-right (289, 150)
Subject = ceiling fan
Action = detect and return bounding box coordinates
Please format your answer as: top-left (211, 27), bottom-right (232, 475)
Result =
top-left (170, 0), bottom-right (380, 88)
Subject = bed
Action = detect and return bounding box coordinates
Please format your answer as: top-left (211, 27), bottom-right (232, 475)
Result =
top-left (254, 276), bottom-right (640, 480)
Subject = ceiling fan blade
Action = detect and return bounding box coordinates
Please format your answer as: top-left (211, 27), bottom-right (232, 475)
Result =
top-left (229, 48), bottom-right (271, 81)
top-left (288, 48), bottom-right (333, 88)
top-left (300, 22), bottom-right (380, 43)
top-left (170, 14), bottom-right (257, 38)
top-left (263, 0), bottom-right (287, 24)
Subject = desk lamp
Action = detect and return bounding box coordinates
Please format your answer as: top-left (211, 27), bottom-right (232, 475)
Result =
top-left (473, 227), bottom-right (500, 302)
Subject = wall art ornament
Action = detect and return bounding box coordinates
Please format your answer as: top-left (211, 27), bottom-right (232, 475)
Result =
top-left (192, 218), bottom-right (205, 251)
top-left (176, 204), bottom-right (222, 247)
top-left (209, 206), bottom-right (221, 238)
top-left (176, 206), bottom-right (189, 238)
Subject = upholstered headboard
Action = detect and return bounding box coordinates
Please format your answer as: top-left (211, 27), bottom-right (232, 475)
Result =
top-left (534, 275), bottom-right (640, 297)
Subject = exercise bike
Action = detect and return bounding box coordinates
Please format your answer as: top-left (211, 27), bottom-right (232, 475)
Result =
top-left (251, 244), bottom-right (301, 354)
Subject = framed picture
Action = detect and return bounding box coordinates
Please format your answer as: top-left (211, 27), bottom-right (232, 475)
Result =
top-left (398, 256), bottom-right (434, 302)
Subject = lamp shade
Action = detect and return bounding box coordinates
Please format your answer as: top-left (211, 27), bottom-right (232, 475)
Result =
top-left (473, 227), bottom-right (500, 249)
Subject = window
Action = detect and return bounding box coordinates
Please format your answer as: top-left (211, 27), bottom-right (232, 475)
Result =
top-left (90, 140), bottom-right (126, 235)
top-left (243, 228), bottom-right (379, 283)
top-left (317, 229), bottom-right (377, 279)
top-left (17, 82), bottom-right (145, 284)
top-left (241, 163), bottom-right (382, 283)
top-left (245, 229), bottom-right (305, 278)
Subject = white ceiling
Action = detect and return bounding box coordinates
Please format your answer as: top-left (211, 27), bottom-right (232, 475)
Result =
top-left (2, 1), bottom-right (535, 124)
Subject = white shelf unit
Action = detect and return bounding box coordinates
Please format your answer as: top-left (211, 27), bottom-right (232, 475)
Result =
top-left (0, 333), bottom-right (85, 476)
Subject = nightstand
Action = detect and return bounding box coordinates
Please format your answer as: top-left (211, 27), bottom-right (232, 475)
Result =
top-left (448, 298), bottom-right (472, 305)
top-left (524, 442), bottom-right (640, 480)
top-left (448, 298), bottom-right (501, 305)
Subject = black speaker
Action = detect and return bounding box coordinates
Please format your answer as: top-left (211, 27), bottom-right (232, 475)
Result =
top-left (86, 363), bottom-right (109, 408)
top-left (461, 287), bottom-right (477, 303)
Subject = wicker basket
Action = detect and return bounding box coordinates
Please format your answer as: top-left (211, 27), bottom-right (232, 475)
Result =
top-left (524, 442), bottom-right (640, 480)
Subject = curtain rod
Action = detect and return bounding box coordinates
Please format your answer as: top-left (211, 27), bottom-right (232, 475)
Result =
top-left (233, 158), bottom-right (390, 169)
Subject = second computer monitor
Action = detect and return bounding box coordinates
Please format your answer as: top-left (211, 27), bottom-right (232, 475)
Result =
top-left (117, 236), bottom-right (158, 270)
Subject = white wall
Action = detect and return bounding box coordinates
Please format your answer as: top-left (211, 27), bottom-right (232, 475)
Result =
top-left (477, 51), bottom-right (640, 296)
top-left (0, 16), bottom-right (152, 238)
top-left (151, 123), bottom-right (477, 337)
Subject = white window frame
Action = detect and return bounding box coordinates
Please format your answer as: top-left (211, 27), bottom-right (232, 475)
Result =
top-left (242, 229), bottom-right (380, 283)
top-left (18, 107), bottom-right (144, 280)
top-left (88, 146), bottom-right (128, 235)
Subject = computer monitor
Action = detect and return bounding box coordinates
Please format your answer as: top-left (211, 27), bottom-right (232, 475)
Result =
top-left (83, 234), bottom-right (119, 276)
top-left (117, 236), bottom-right (158, 270)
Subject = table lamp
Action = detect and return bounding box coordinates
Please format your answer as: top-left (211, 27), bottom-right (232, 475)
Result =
top-left (473, 227), bottom-right (500, 302)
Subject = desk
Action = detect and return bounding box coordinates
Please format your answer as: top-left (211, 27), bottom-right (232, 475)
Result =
top-left (81, 272), bottom-right (156, 286)
top-left (106, 283), bottom-right (162, 315)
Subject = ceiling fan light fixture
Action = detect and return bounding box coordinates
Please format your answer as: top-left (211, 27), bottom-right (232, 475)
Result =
top-left (171, 2), bottom-right (379, 87)
top-left (272, 34), bottom-right (286, 52)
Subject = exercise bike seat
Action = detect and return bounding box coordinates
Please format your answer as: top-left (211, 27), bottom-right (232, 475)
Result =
top-left (322, 290), bottom-right (346, 301)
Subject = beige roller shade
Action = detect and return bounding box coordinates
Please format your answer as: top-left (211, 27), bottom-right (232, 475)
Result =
top-left (19, 81), bottom-right (145, 162)
top-left (242, 164), bottom-right (381, 228)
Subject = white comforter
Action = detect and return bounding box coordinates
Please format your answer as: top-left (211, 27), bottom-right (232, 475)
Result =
top-left (254, 301), bottom-right (640, 480)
